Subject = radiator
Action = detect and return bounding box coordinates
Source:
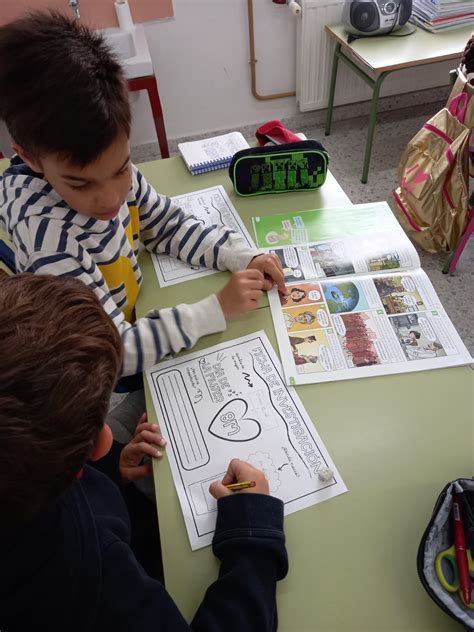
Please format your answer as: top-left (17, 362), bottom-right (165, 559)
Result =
top-left (296, 0), bottom-right (452, 113)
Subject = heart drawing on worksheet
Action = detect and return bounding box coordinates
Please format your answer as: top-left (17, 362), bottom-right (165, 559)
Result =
top-left (208, 398), bottom-right (261, 442)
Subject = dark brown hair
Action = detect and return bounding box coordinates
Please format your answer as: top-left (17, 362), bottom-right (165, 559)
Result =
top-left (0, 10), bottom-right (131, 166)
top-left (0, 273), bottom-right (122, 527)
top-left (462, 34), bottom-right (474, 76)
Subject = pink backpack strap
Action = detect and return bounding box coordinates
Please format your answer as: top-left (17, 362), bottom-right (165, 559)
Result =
top-left (448, 92), bottom-right (468, 123)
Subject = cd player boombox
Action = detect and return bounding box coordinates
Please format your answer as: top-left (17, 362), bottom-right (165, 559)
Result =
top-left (342, 0), bottom-right (412, 36)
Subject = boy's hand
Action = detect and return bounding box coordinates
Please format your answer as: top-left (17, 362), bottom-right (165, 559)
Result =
top-left (119, 413), bottom-right (167, 482)
top-left (209, 458), bottom-right (270, 500)
top-left (217, 270), bottom-right (265, 319)
top-left (247, 254), bottom-right (287, 294)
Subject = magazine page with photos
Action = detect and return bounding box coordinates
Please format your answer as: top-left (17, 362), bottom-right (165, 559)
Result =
top-left (252, 202), bottom-right (421, 280)
top-left (252, 203), bottom-right (472, 385)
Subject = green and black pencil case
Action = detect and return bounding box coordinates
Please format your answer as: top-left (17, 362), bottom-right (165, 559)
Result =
top-left (228, 140), bottom-right (329, 197)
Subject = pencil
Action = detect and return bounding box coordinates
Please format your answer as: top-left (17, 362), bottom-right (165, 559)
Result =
top-left (225, 480), bottom-right (256, 491)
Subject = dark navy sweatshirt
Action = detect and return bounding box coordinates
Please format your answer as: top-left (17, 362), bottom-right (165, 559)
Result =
top-left (0, 465), bottom-right (288, 631)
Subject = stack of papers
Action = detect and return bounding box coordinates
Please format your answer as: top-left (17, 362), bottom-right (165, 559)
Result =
top-left (411, 0), bottom-right (474, 32)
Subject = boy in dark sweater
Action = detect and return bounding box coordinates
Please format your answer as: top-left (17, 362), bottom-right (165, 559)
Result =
top-left (0, 273), bottom-right (288, 632)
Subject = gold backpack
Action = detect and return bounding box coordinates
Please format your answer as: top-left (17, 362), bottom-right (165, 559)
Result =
top-left (394, 72), bottom-right (473, 253)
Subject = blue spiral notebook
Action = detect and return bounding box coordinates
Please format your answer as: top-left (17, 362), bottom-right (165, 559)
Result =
top-left (178, 132), bottom-right (250, 175)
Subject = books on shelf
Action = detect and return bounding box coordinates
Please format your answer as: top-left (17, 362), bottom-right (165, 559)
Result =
top-left (252, 202), bottom-right (472, 386)
top-left (178, 131), bottom-right (250, 175)
top-left (410, 0), bottom-right (474, 32)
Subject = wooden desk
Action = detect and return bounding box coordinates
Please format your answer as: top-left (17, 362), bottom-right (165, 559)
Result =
top-left (324, 24), bottom-right (473, 183)
top-left (136, 157), bottom-right (473, 631)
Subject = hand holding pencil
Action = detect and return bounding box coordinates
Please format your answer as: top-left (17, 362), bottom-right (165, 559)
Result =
top-left (209, 458), bottom-right (269, 500)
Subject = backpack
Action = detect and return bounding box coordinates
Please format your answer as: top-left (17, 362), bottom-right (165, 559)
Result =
top-left (394, 76), bottom-right (473, 254)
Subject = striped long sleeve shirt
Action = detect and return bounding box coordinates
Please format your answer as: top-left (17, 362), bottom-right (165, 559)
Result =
top-left (0, 158), bottom-right (259, 376)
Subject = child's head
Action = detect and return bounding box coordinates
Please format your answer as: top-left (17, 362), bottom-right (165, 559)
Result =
top-left (0, 273), bottom-right (122, 527)
top-left (0, 11), bottom-right (132, 220)
top-left (461, 34), bottom-right (474, 76)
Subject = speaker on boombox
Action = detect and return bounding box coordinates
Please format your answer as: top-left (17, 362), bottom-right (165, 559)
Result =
top-left (342, 0), bottom-right (412, 36)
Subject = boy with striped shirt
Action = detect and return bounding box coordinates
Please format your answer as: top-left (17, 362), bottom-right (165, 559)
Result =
top-left (0, 11), bottom-right (285, 379)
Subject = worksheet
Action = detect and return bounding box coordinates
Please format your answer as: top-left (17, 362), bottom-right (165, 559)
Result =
top-left (151, 186), bottom-right (255, 287)
top-left (146, 332), bottom-right (347, 550)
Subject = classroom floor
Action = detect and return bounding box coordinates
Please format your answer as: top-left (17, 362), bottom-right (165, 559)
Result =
top-left (131, 100), bottom-right (474, 357)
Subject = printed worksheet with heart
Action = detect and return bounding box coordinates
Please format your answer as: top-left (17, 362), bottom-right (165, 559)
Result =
top-left (146, 331), bottom-right (347, 550)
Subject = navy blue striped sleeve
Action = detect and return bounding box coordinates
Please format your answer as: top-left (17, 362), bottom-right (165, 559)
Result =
top-left (133, 166), bottom-right (259, 273)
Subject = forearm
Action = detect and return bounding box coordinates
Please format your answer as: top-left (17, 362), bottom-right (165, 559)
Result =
top-left (134, 168), bottom-right (259, 272)
top-left (144, 212), bottom-right (258, 272)
top-left (191, 495), bottom-right (288, 632)
top-left (119, 294), bottom-right (226, 376)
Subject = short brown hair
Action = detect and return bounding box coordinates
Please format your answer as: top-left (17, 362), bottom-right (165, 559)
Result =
top-left (0, 274), bottom-right (122, 527)
top-left (0, 10), bottom-right (131, 166)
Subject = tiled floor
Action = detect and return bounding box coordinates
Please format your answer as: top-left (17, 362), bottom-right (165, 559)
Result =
top-left (132, 100), bottom-right (474, 356)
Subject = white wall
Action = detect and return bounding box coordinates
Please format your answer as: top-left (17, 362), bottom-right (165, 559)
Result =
top-left (131, 0), bottom-right (299, 145)
top-left (131, 0), bottom-right (452, 146)
top-left (0, 0), bottom-right (452, 153)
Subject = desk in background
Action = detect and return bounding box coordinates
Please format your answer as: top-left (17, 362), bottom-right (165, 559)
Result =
top-left (138, 157), bottom-right (472, 631)
top-left (324, 23), bottom-right (473, 184)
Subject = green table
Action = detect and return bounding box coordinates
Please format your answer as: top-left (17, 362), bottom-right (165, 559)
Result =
top-left (136, 157), bottom-right (473, 631)
top-left (324, 23), bottom-right (473, 184)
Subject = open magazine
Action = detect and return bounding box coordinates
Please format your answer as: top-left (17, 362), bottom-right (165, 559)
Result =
top-left (252, 202), bottom-right (472, 386)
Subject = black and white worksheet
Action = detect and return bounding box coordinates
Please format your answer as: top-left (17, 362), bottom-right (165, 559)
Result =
top-left (146, 332), bottom-right (347, 550)
top-left (151, 185), bottom-right (255, 287)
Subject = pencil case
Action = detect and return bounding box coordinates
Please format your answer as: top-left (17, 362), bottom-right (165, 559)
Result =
top-left (228, 140), bottom-right (329, 197)
top-left (417, 478), bottom-right (474, 630)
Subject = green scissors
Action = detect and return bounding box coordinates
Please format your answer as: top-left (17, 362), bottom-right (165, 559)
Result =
top-left (435, 545), bottom-right (474, 608)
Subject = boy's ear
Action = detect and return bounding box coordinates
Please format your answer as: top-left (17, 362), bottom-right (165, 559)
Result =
top-left (11, 143), bottom-right (43, 173)
top-left (90, 424), bottom-right (113, 462)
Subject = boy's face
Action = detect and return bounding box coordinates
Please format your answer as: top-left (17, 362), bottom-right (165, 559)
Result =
top-left (16, 134), bottom-right (132, 221)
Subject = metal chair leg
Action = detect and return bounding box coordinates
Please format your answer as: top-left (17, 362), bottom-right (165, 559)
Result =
top-left (361, 72), bottom-right (389, 184)
top-left (325, 44), bottom-right (341, 137)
